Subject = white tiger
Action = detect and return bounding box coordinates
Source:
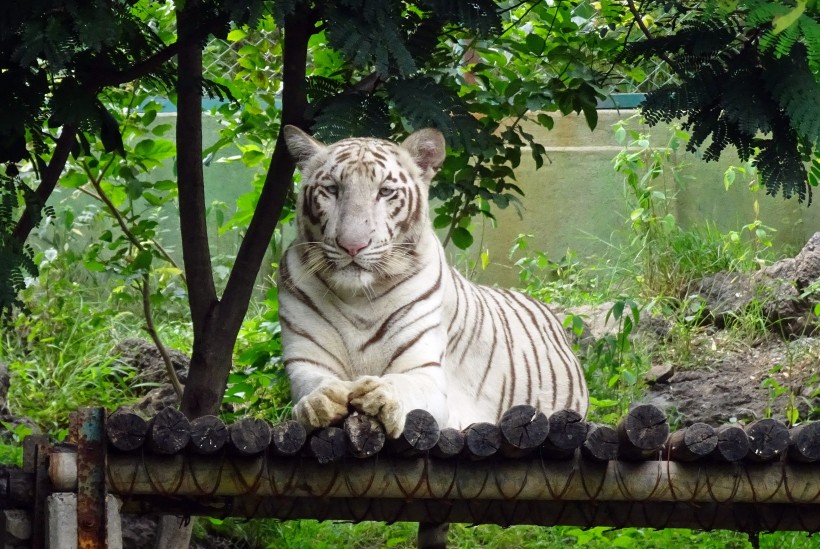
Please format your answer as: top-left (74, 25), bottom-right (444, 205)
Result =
top-left (278, 125), bottom-right (588, 438)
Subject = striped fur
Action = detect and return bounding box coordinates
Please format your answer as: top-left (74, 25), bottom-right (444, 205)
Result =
top-left (279, 126), bottom-right (588, 437)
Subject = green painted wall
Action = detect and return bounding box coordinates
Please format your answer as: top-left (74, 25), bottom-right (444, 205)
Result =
top-left (49, 110), bottom-right (817, 290)
top-left (466, 110), bottom-right (819, 287)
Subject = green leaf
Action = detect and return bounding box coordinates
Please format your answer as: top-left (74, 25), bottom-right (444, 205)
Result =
top-left (433, 214), bottom-right (451, 229)
top-left (536, 113), bottom-right (554, 130)
top-left (773, 0), bottom-right (806, 34)
top-left (132, 250), bottom-right (153, 272)
top-left (525, 34), bottom-right (545, 54)
top-left (582, 105), bottom-right (598, 131)
top-left (451, 227), bottom-right (474, 249)
top-left (227, 28), bottom-right (247, 41)
top-left (61, 171), bottom-right (87, 189)
top-left (83, 259), bottom-right (106, 272)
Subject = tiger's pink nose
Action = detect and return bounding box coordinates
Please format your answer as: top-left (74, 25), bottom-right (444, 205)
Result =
top-left (336, 238), bottom-right (370, 257)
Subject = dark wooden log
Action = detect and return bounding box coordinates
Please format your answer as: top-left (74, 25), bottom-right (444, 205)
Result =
top-left (147, 407), bottom-right (190, 455)
top-left (430, 428), bottom-right (465, 459)
top-left (344, 414), bottom-right (386, 458)
top-left (788, 422), bottom-right (820, 463)
top-left (498, 405), bottom-right (549, 458)
top-left (387, 409), bottom-right (440, 457)
top-left (228, 417), bottom-right (272, 456)
top-left (664, 423), bottom-right (717, 462)
top-left (308, 427), bottom-right (347, 464)
top-left (745, 418), bottom-right (790, 462)
top-left (463, 422), bottom-right (502, 460)
top-left (188, 415), bottom-right (228, 455)
top-left (709, 424), bottom-right (750, 462)
top-left (270, 420), bottom-right (307, 457)
top-left (616, 404), bottom-right (669, 460)
top-left (106, 411), bottom-right (148, 452)
top-left (542, 409), bottom-right (587, 459)
top-left (581, 423), bottom-right (619, 462)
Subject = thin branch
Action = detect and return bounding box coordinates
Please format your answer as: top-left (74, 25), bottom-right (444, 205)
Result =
top-left (89, 18), bottom-right (226, 90)
top-left (498, 0), bottom-right (531, 14)
top-left (84, 160), bottom-right (184, 397)
top-left (141, 273), bottom-right (185, 399)
top-left (501, 0), bottom-right (544, 36)
top-left (624, 0), bottom-right (678, 73)
top-left (11, 124), bottom-right (78, 244)
top-left (82, 159), bottom-right (144, 250)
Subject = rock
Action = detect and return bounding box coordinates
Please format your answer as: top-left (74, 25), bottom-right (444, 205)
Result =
top-left (686, 272), bottom-right (755, 327)
top-left (792, 231), bottom-right (820, 290)
top-left (124, 385), bottom-right (180, 416)
top-left (121, 515), bottom-right (240, 549)
top-left (114, 338), bottom-right (189, 386)
top-left (557, 301), bottom-right (670, 351)
top-left (687, 233), bottom-right (820, 338)
top-left (645, 363), bottom-right (675, 385)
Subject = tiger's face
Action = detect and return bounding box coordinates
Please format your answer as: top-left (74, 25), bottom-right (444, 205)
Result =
top-left (284, 126), bottom-right (446, 293)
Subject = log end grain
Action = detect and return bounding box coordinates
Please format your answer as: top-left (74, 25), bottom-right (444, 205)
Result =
top-left (106, 411), bottom-right (148, 452)
top-left (745, 419), bottom-right (790, 462)
top-left (147, 407), bottom-right (191, 455)
top-left (189, 415), bottom-right (228, 455)
top-left (309, 427), bottom-right (347, 464)
top-left (464, 422), bottom-right (502, 459)
top-left (270, 420), bottom-right (307, 457)
top-left (344, 414), bottom-right (386, 458)
top-left (228, 417), bottom-right (272, 456)
top-left (499, 405), bottom-right (550, 451)
top-left (582, 424), bottom-right (619, 461)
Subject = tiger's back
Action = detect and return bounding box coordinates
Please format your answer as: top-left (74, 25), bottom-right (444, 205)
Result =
top-left (278, 125), bottom-right (587, 436)
top-left (443, 268), bottom-right (587, 427)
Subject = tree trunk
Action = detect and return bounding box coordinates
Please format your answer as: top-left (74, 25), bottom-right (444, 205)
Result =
top-left (160, 3), bottom-right (314, 545)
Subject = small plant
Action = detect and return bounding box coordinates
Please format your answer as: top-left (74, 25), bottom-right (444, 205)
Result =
top-left (226, 285), bottom-right (291, 423)
top-left (582, 298), bottom-right (648, 422)
top-left (509, 234), bottom-right (608, 305)
top-left (611, 119), bottom-right (777, 299)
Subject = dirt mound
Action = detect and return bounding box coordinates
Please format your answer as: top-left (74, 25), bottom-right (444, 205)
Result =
top-left (645, 334), bottom-right (819, 426)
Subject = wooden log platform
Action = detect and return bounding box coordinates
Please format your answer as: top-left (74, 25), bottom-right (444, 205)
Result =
top-left (20, 405), bottom-right (820, 537)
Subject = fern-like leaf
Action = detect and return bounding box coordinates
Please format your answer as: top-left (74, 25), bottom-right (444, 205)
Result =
top-left (800, 16), bottom-right (820, 76)
top-left (386, 76), bottom-right (485, 154)
top-left (423, 0), bottom-right (501, 35)
top-left (311, 93), bottom-right (391, 142)
top-left (764, 46), bottom-right (820, 143)
top-left (325, 0), bottom-right (417, 77)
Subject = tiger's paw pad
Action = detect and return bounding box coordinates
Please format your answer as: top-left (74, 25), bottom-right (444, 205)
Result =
top-left (293, 383), bottom-right (350, 432)
top-left (349, 377), bottom-right (405, 438)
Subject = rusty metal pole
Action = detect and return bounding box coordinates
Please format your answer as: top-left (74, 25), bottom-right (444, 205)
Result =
top-left (76, 407), bottom-right (107, 548)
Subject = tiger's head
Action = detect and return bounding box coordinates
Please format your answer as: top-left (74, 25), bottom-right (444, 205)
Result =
top-left (284, 126), bottom-right (446, 293)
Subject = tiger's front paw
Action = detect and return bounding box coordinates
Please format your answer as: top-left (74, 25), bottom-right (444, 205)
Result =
top-left (292, 381), bottom-right (352, 432)
top-left (349, 376), bottom-right (405, 438)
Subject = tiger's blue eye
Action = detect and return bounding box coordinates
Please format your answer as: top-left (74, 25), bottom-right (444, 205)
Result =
top-left (325, 185), bottom-right (338, 196)
top-left (378, 187), bottom-right (395, 198)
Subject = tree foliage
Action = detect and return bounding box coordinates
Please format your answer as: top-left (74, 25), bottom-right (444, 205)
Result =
top-left (1, 0), bottom-right (819, 408)
top-left (622, 0), bottom-right (820, 203)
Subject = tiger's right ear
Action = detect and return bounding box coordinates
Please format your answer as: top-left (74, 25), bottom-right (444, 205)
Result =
top-left (283, 125), bottom-right (325, 169)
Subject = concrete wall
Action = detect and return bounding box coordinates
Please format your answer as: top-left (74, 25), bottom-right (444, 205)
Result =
top-left (48, 111), bottom-right (818, 289)
top-left (465, 110), bottom-right (819, 287)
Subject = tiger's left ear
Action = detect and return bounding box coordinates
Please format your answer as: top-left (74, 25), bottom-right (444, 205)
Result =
top-left (283, 125), bottom-right (325, 170)
top-left (402, 128), bottom-right (446, 182)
